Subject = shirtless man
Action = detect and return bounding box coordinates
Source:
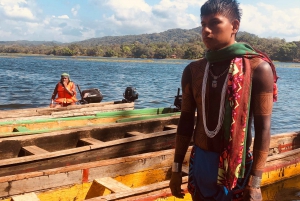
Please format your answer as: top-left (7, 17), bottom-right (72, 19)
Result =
top-left (169, 0), bottom-right (278, 200)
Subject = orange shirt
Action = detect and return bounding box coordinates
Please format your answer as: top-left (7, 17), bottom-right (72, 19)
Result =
top-left (54, 82), bottom-right (77, 104)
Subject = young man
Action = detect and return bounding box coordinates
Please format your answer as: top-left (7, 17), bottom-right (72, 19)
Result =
top-left (50, 73), bottom-right (78, 108)
top-left (169, 0), bottom-right (278, 200)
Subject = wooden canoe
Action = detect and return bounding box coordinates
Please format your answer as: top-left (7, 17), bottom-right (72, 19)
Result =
top-left (0, 101), bottom-right (134, 122)
top-left (0, 131), bottom-right (300, 201)
top-left (0, 114), bottom-right (180, 177)
top-left (0, 107), bottom-right (179, 136)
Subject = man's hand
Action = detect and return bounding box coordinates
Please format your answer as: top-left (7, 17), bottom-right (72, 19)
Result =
top-left (243, 186), bottom-right (262, 201)
top-left (63, 81), bottom-right (68, 88)
top-left (169, 172), bottom-right (185, 198)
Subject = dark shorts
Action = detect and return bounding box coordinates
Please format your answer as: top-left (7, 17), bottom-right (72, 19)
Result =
top-left (187, 146), bottom-right (253, 201)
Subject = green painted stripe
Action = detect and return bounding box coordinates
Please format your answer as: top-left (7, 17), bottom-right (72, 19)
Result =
top-left (0, 108), bottom-right (180, 138)
top-left (12, 126), bottom-right (30, 132)
top-left (0, 115), bottom-right (97, 126)
top-left (0, 123), bottom-right (114, 138)
top-left (0, 107), bottom-right (177, 126)
top-left (95, 107), bottom-right (176, 117)
top-left (116, 113), bottom-right (180, 123)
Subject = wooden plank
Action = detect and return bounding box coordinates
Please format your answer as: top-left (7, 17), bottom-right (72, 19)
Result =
top-left (12, 192), bottom-right (40, 201)
top-left (95, 177), bottom-right (131, 192)
top-left (267, 147), bottom-right (300, 162)
top-left (182, 165), bottom-right (189, 174)
top-left (164, 124), bottom-right (177, 130)
top-left (126, 131), bottom-right (145, 136)
top-left (22, 146), bottom-right (49, 155)
top-left (87, 176), bottom-right (189, 201)
top-left (0, 102), bottom-right (134, 121)
top-left (80, 138), bottom-right (105, 145)
top-left (0, 148), bottom-right (192, 198)
top-left (0, 128), bottom-right (178, 176)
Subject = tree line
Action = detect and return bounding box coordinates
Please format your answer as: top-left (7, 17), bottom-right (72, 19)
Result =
top-left (0, 31), bottom-right (299, 62)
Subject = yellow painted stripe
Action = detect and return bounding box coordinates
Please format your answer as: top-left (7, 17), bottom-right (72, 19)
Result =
top-left (3, 162), bottom-right (300, 201)
top-left (3, 168), bottom-right (171, 201)
top-left (262, 161), bottom-right (300, 186)
top-left (154, 193), bottom-right (193, 201)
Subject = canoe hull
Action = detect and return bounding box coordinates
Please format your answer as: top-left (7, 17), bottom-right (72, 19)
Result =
top-left (0, 139), bottom-right (300, 201)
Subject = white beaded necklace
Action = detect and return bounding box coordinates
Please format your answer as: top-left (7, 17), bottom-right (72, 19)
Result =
top-left (202, 62), bottom-right (230, 138)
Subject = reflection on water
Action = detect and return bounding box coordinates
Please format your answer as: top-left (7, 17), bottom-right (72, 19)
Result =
top-left (262, 174), bottom-right (300, 201)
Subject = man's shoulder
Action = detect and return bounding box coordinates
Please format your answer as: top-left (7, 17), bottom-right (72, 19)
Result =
top-left (248, 57), bottom-right (269, 70)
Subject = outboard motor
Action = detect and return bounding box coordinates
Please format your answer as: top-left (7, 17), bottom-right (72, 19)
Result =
top-left (174, 88), bottom-right (182, 111)
top-left (81, 88), bottom-right (103, 103)
top-left (77, 85), bottom-right (103, 104)
top-left (122, 87), bottom-right (138, 103)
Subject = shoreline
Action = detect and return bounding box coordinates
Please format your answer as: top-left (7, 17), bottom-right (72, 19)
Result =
top-left (0, 53), bottom-right (298, 63)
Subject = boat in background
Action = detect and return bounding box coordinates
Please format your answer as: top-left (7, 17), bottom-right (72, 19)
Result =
top-left (0, 86), bottom-right (139, 122)
top-left (0, 101), bottom-right (134, 122)
top-left (0, 131), bottom-right (300, 201)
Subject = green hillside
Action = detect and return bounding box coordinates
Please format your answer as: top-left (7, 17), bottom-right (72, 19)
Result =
top-left (0, 27), bottom-right (299, 62)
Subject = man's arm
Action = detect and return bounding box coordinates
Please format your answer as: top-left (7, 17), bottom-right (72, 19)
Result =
top-left (169, 65), bottom-right (196, 198)
top-left (63, 82), bottom-right (75, 96)
top-left (244, 61), bottom-right (274, 200)
top-left (51, 84), bottom-right (58, 101)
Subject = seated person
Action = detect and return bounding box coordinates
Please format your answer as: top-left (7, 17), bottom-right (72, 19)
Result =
top-left (50, 73), bottom-right (77, 108)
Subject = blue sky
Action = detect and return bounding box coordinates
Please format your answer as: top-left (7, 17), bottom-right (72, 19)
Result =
top-left (0, 0), bottom-right (299, 43)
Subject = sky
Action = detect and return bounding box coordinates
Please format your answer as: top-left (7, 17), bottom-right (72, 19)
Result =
top-left (0, 0), bottom-right (299, 43)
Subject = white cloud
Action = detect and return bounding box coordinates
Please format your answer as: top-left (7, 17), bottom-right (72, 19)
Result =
top-left (0, 0), bottom-right (298, 43)
top-left (71, 4), bottom-right (80, 16)
top-left (95, 0), bottom-right (204, 37)
top-left (0, 0), bottom-right (35, 20)
top-left (240, 3), bottom-right (300, 41)
top-left (58, 15), bottom-right (69, 19)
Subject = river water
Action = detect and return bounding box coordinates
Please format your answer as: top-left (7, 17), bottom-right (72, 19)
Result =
top-left (1, 55), bottom-right (300, 135)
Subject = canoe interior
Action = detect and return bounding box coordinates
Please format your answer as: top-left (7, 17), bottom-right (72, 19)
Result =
top-left (0, 115), bottom-right (181, 177)
top-left (1, 135), bottom-right (300, 201)
top-left (0, 148), bottom-right (191, 200)
top-left (0, 115), bottom-right (180, 158)
top-left (0, 107), bottom-right (180, 136)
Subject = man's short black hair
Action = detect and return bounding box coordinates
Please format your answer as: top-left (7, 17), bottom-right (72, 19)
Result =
top-left (201, 0), bottom-right (242, 22)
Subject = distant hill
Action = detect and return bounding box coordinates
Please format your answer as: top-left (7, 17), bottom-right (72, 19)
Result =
top-left (0, 27), bottom-right (260, 46)
top-left (70, 27), bottom-right (260, 46)
top-left (71, 27), bottom-right (202, 46)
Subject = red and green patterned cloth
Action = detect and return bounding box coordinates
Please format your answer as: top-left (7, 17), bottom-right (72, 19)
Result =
top-left (205, 42), bottom-right (278, 190)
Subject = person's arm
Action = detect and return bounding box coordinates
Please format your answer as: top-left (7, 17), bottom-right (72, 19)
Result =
top-left (51, 84), bottom-right (58, 102)
top-left (244, 61), bottom-right (274, 201)
top-left (50, 84), bottom-right (58, 107)
top-left (63, 81), bottom-right (76, 96)
top-left (169, 64), bottom-right (196, 198)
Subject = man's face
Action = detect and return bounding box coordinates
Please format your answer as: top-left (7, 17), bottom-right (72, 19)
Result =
top-left (61, 76), bottom-right (69, 82)
top-left (201, 13), bottom-right (238, 51)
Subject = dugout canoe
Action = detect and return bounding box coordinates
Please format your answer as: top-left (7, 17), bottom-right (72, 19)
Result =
top-left (0, 131), bottom-right (300, 201)
top-left (0, 101), bottom-right (135, 122)
top-left (0, 114), bottom-right (181, 177)
top-left (0, 107), bottom-right (179, 136)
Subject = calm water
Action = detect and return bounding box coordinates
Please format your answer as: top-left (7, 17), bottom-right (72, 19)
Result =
top-left (0, 55), bottom-right (300, 135)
